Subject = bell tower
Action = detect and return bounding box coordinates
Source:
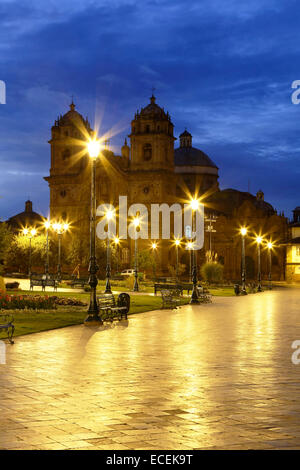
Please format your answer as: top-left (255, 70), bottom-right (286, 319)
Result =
top-left (49, 101), bottom-right (92, 175)
top-left (129, 95), bottom-right (176, 171)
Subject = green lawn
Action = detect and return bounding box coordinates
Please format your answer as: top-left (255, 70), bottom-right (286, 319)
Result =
top-left (0, 292), bottom-right (182, 339)
top-left (209, 287), bottom-right (235, 296)
top-left (0, 284), bottom-right (234, 340)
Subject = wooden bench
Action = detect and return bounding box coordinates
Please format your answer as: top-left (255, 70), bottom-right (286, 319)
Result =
top-left (154, 283), bottom-right (184, 295)
top-left (0, 314), bottom-right (15, 344)
top-left (70, 277), bottom-right (89, 288)
top-left (97, 292), bottom-right (130, 322)
top-left (30, 274), bottom-right (58, 291)
top-left (197, 286), bottom-right (212, 303)
top-left (30, 274), bottom-right (44, 290)
top-left (44, 276), bottom-right (58, 291)
top-left (161, 289), bottom-right (182, 309)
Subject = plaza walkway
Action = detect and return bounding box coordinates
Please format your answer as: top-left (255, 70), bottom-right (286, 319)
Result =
top-left (1, 288), bottom-right (300, 450)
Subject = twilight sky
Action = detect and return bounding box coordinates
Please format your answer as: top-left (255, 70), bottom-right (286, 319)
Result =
top-left (0, 0), bottom-right (299, 220)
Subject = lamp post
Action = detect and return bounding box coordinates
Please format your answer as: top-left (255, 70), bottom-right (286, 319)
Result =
top-left (205, 213), bottom-right (217, 254)
top-left (53, 222), bottom-right (69, 282)
top-left (240, 227), bottom-right (248, 295)
top-left (85, 139), bottom-right (102, 323)
top-left (190, 198), bottom-right (200, 304)
top-left (151, 242), bottom-right (157, 280)
top-left (187, 241), bottom-right (193, 283)
top-left (83, 140), bottom-right (103, 322)
top-left (267, 241), bottom-right (273, 290)
top-left (175, 239), bottom-right (180, 283)
top-left (114, 237), bottom-right (120, 274)
top-left (44, 220), bottom-right (51, 277)
top-left (133, 217), bottom-right (140, 292)
top-left (256, 236), bottom-right (263, 292)
top-left (104, 209), bottom-right (114, 294)
top-left (23, 228), bottom-right (37, 277)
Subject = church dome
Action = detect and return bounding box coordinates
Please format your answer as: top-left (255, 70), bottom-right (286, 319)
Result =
top-left (175, 130), bottom-right (218, 168)
top-left (137, 95), bottom-right (171, 121)
top-left (54, 101), bottom-right (92, 131)
top-left (6, 200), bottom-right (44, 231)
top-left (207, 189), bottom-right (275, 216)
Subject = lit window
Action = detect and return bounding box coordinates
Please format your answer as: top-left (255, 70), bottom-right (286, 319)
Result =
top-left (122, 248), bottom-right (129, 263)
top-left (143, 143), bottom-right (152, 161)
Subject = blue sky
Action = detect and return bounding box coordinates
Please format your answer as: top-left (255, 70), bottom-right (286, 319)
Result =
top-left (0, 0), bottom-right (299, 219)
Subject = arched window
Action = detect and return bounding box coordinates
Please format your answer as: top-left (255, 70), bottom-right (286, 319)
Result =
top-left (185, 225), bottom-right (192, 239)
top-left (62, 148), bottom-right (71, 160)
top-left (143, 143), bottom-right (152, 161)
top-left (145, 125), bottom-right (150, 133)
top-left (122, 248), bottom-right (130, 264)
top-left (219, 255), bottom-right (224, 265)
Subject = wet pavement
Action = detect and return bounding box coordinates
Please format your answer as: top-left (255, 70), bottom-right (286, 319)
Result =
top-left (1, 288), bottom-right (300, 449)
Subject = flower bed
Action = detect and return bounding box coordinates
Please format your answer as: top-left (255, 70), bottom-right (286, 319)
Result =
top-left (51, 296), bottom-right (87, 307)
top-left (0, 294), bottom-right (56, 310)
top-left (0, 294), bottom-right (88, 310)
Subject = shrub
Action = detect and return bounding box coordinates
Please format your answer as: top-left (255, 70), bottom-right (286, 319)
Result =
top-left (168, 263), bottom-right (186, 278)
top-left (0, 276), bottom-right (6, 295)
top-left (0, 294), bottom-right (56, 310)
top-left (200, 262), bottom-right (224, 284)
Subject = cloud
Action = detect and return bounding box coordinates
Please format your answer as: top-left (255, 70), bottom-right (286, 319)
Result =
top-left (0, 0), bottom-right (299, 220)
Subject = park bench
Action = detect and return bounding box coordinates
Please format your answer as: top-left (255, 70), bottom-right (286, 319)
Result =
top-left (154, 283), bottom-right (184, 295)
top-left (197, 286), bottom-right (212, 303)
top-left (30, 274), bottom-right (58, 291)
top-left (30, 274), bottom-right (44, 291)
top-left (70, 277), bottom-right (89, 288)
top-left (0, 314), bottom-right (15, 344)
top-left (154, 282), bottom-right (194, 295)
top-left (160, 289), bottom-right (182, 309)
top-left (44, 275), bottom-right (58, 292)
top-left (97, 292), bottom-right (130, 321)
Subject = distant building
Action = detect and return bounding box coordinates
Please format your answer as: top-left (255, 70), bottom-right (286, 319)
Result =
top-left (6, 200), bottom-right (44, 233)
top-left (44, 97), bottom-right (288, 280)
top-left (286, 207), bottom-right (300, 283)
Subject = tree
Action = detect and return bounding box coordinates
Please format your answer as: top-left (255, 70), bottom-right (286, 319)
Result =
top-left (132, 249), bottom-right (155, 278)
top-left (5, 233), bottom-right (47, 273)
top-left (0, 223), bottom-right (13, 274)
top-left (200, 262), bottom-right (224, 284)
top-left (168, 263), bottom-right (186, 278)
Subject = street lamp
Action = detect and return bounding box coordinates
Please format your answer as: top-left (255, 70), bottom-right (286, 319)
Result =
top-left (267, 241), bottom-right (273, 290)
top-left (187, 241), bottom-right (193, 283)
top-left (151, 242), bottom-right (157, 280)
top-left (23, 228), bottom-right (37, 277)
top-left (174, 239), bottom-right (181, 283)
top-left (53, 222), bottom-right (69, 282)
top-left (105, 209), bottom-right (114, 294)
top-left (205, 213), bottom-right (217, 255)
top-left (114, 237), bottom-right (120, 274)
top-left (44, 220), bottom-right (51, 277)
top-left (133, 217), bottom-right (140, 292)
top-left (85, 138), bottom-right (102, 323)
top-left (190, 197), bottom-right (200, 304)
top-left (240, 227), bottom-right (248, 295)
top-left (256, 236), bottom-right (263, 292)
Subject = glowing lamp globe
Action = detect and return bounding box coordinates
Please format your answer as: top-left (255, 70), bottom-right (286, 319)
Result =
top-left (88, 140), bottom-right (101, 159)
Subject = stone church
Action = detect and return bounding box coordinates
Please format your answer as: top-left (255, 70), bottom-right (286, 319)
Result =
top-left (44, 96), bottom-right (287, 280)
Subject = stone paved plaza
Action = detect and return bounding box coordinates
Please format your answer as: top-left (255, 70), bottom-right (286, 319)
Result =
top-left (1, 288), bottom-right (300, 450)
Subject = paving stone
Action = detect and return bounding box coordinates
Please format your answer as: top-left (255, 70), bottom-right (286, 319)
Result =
top-left (1, 290), bottom-right (300, 449)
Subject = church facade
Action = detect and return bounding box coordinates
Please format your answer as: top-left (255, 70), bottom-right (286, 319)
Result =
top-left (44, 96), bottom-right (287, 281)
